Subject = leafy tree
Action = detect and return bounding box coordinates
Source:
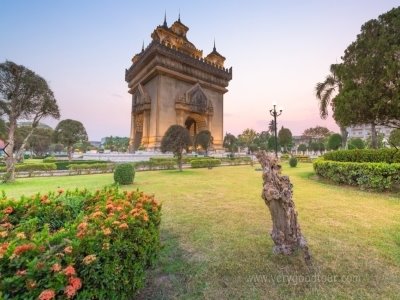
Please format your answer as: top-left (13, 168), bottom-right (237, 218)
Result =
top-left (0, 61), bottom-right (60, 182)
top-left (50, 143), bottom-right (65, 153)
top-left (310, 142), bottom-right (325, 155)
top-left (348, 138), bottom-right (365, 149)
top-left (327, 133), bottom-right (342, 150)
top-left (302, 126), bottom-right (331, 143)
top-left (194, 130), bottom-right (213, 156)
top-left (332, 8), bottom-right (400, 148)
top-left (389, 129), bottom-right (400, 147)
top-left (223, 133), bottom-right (238, 155)
top-left (268, 120), bottom-right (276, 134)
top-left (366, 133), bottom-right (386, 149)
top-left (248, 143), bottom-right (258, 153)
top-left (74, 140), bottom-right (93, 152)
top-left (278, 126), bottom-right (293, 152)
top-left (103, 136), bottom-right (129, 152)
top-left (53, 119), bottom-right (88, 160)
top-left (315, 65), bottom-right (348, 147)
top-left (254, 131), bottom-right (270, 150)
top-left (238, 128), bottom-right (257, 152)
top-left (160, 125), bottom-right (191, 171)
top-left (297, 144), bottom-right (307, 154)
top-left (14, 126), bottom-right (53, 158)
top-left (267, 136), bottom-right (279, 152)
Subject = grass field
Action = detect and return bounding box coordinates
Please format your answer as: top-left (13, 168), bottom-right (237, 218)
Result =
top-left (1, 164), bottom-right (400, 299)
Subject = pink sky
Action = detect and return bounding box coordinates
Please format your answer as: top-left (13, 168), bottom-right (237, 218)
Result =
top-left (1, 1), bottom-right (398, 140)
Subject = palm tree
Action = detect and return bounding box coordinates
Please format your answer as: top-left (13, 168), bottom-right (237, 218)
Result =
top-left (315, 64), bottom-right (348, 147)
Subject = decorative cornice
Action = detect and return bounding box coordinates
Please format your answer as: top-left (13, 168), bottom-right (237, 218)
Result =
top-left (125, 41), bottom-right (232, 85)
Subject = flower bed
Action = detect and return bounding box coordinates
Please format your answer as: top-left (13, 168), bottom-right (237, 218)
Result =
top-left (0, 187), bottom-right (161, 299)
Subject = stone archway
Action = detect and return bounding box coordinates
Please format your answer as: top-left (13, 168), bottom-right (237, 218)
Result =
top-left (184, 113), bottom-right (208, 143)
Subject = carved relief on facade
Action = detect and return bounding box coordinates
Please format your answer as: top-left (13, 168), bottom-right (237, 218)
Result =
top-left (132, 84), bottom-right (151, 113)
top-left (175, 83), bottom-right (213, 115)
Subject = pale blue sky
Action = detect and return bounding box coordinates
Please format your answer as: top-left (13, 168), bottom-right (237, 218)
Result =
top-left (1, 1), bottom-right (398, 140)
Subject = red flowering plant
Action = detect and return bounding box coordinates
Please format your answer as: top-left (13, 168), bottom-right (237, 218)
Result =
top-left (0, 186), bottom-right (161, 299)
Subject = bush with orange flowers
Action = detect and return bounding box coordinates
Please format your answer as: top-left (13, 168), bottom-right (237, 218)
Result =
top-left (0, 186), bottom-right (161, 299)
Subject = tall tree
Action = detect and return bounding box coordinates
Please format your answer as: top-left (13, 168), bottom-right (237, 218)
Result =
top-left (254, 131), bottom-right (270, 150)
top-left (389, 129), bottom-right (400, 147)
top-left (194, 130), bottom-right (213, 156)
top-left (103, 136), bottom-right (129, 152)
top-left (348, 138), bottom-right (365, 149)
top-left (278, 126), bottom-right (293, 152)
top-left (238, 128), bottom-right (257, 152)
top-left (160, 125), bottom-right (191, 171)
top-left (268, 120), bottom-right (276, 134)
top-left (297, 144), bottom-right (307, 154)
top-left (223, 133), bottom-right (238, 155)
top-left (302, 126), bottom-right (331, 143)
top-left (0, 61), bottom-right (60, 182)
top-left (327, 133), bottom-right (342, 150)
top-left (315, 64), bottom-right (348, 147)
top-left (53, 119), bottom-right (88, 160)
top-left (331, 7), bottom-right (400, 148)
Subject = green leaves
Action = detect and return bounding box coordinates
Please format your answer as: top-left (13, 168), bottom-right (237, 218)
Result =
top-left (331, 7), bottom-right (400, 130)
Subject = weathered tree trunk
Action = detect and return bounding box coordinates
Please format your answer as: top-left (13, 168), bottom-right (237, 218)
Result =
top-left (256, 151), bottom-right (311, 264)
top-left (340, 126), bottom-right (348, 148)
top-left (370, 123), bottom-right (377, 149)
top-left (177, 152), bottom-right (183, 171)
top-left (5, 121), bottom-right (16, 182)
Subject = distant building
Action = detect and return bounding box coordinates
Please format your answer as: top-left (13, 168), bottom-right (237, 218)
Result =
top-left (89, 141), bottom-right (101, 148)
top-left (292, 136), bottom-right (310, 151)
top-left (346, 124), bottom-right (394, 140)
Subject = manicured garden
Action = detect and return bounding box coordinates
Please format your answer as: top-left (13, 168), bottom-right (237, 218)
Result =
top-left (1, 163), bottom-right (399, 299)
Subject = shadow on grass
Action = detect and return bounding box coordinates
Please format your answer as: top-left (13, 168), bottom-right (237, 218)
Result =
top-left (135, 229), bottom-right (206, 300)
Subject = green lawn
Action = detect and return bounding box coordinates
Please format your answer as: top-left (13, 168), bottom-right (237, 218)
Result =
top-left (1, 164), bottom-right (400, 299)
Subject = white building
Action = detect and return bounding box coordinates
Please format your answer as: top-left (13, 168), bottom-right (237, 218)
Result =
top-left (346, 124), bottom-right (393, 140)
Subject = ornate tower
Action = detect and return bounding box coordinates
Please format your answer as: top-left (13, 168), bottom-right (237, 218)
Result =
top-left (125, 16), bottom-right (232, 151)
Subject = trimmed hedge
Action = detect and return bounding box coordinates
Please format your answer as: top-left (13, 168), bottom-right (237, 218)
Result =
top-left (323, 149), bottom-right (400, 163)
top-left (313, 159), bottom-right (400, 190)
top-left (68, 163), bottom-right (115, 174)
top-left (191, 158), bottom-right (221, 168)
top-left (0, 186), bottom-right (161, 299)
top-left (0, 163), bottom-right (57, 173)
top-left (114, 163), bottom-right (135, 185)
top-left (44, 160), bottom-right (108, 170)
top-left (134, 160), bottom-right (176, 170)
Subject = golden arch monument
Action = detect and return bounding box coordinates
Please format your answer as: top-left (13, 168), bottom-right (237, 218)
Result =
top-left (125, 16), bottom-right (232, 152)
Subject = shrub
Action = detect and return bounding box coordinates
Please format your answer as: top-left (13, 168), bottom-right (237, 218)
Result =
top-left (191, 158), bottom-right (221, 168)
top-left (323, 149), bottom-right (400, 163)
top-left (0, 186), bottom-right (161, 299)
top-left (114, 163), bottom-right (135, 185)
top-left (289, 157), bottom-right (298, 167)
top-left (313, 159), bottom-right (400, 190)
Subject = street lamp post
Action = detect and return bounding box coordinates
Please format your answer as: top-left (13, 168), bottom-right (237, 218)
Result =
top-left (269, 102), bottom-right (282, 157)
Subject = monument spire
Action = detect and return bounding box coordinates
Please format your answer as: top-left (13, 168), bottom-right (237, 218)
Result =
top-left (178, 9), bottom-right (181, 22)
top-left (163, 10), bottom-right (168, 27)
top-left (213, 39), bottom-right (216, 51)
top-left (142, 40), bottom-right (144, 52)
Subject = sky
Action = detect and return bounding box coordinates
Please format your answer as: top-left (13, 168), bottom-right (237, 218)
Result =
top-left (1, 0), bottom-right (399, 140)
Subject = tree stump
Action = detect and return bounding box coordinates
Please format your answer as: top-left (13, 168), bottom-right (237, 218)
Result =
top-left (256, 151), bottom-right (311, 264)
